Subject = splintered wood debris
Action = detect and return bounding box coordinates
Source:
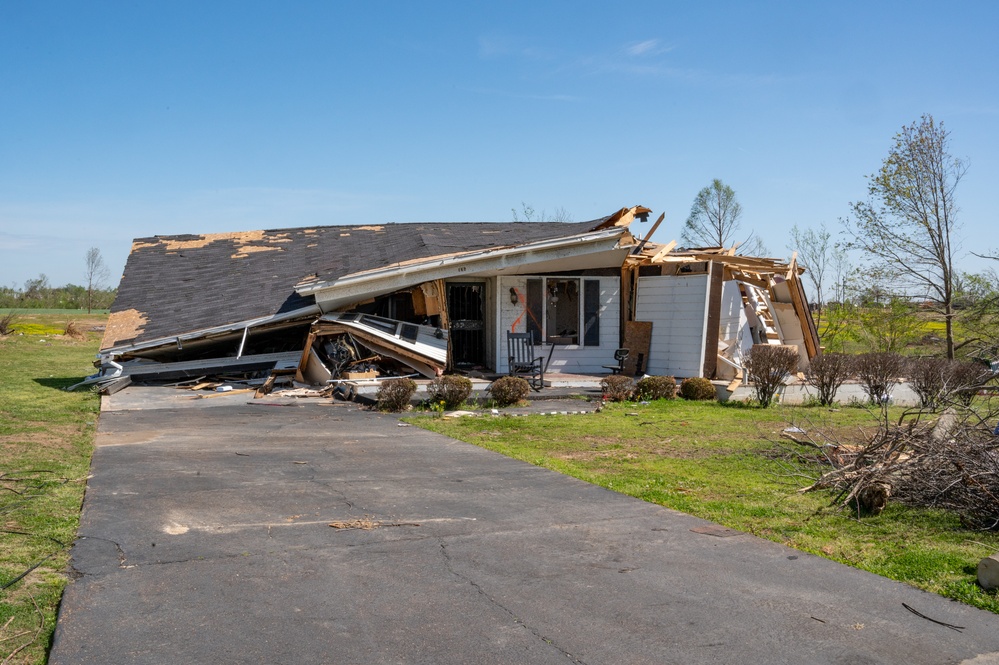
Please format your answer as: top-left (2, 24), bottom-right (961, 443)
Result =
top-left (328, 518), bottom-right (421, 530)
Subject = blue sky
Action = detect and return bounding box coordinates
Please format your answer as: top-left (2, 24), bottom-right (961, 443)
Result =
top-left (2, 1), bottom-right (997, 290)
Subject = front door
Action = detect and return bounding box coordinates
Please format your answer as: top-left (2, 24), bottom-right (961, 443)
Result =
top-left (447, 282), bottom-right (486, 368)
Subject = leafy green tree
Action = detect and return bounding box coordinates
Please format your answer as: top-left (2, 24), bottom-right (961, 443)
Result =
top-left (844, 115), bottom-right (965, 359)
top-left (851, 298), bottom-right (923, 354)
top-left (682, 179), bottom-right (764, 254)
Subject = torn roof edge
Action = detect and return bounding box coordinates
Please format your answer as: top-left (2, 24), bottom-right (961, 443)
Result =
top-left (99, 304), bottom-right (322, 359)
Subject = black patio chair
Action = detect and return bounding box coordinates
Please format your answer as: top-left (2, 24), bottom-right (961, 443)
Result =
top-left (602, 348), bottom-right (630, 375)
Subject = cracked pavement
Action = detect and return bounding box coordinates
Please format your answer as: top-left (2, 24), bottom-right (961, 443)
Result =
top-left (51, 387), bottom-right (999, 664)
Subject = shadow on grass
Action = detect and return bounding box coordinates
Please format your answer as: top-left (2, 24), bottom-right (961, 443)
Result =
top-left (33, 377), bottom-right (92, 391)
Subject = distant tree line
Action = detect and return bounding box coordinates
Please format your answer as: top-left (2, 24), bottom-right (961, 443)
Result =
top-left (1, 274), bottom-right (116, 310)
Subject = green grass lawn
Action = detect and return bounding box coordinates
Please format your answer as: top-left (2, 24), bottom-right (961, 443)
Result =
top-left (415, 399), bottom-right (999, 614)
top-left (0, 317), bottom-right (102, 664)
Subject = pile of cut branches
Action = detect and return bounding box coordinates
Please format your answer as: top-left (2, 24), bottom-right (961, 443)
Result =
top-left (797, 401), bottom-right (999, 530)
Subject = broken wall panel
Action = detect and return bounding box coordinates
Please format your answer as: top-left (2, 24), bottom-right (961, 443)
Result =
top-left (309, 313), bottom-right (448, 378)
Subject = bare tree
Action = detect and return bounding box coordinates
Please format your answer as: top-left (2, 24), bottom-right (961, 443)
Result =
top-left (788, 222), bottom-right (833, 328)
top-left (511, 202), bottom-right (573, 223)
top-left (85, 247), bottom-right (111, 314)
top-left (682, 179), bottom-right (763, 254)
top-left (844, 115), bottom-right (966, 359)
top-left (830, 246), bottom-right (852, 305)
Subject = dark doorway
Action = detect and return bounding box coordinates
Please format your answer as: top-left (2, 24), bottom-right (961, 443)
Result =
top-left (447, 282), bottom-right (486, 368)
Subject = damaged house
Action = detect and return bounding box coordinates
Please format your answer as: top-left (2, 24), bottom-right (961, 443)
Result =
top-left (89, 206), bottom-right (818, 397)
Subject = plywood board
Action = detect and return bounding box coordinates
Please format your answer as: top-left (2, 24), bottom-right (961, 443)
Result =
top-left (622, 321), bottom-right (653, 376)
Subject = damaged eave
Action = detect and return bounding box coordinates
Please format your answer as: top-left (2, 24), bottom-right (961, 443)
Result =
top-left (295, 227), bottom-right (634, 311)
top-left (98, 303), bottom-right (322, 360)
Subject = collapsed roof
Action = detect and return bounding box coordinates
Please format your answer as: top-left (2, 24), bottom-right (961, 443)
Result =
top-left (101, 210), bottom-right (642, 360)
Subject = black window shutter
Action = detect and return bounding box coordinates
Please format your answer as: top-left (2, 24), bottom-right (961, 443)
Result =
top-left (526, 279), bottom-right (543, 344)
top-left (583, 280), bottom-right (600, 347)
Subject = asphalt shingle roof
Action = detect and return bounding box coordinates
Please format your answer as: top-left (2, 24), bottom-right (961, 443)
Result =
top-left (104, 217), bottom-right (612, 350)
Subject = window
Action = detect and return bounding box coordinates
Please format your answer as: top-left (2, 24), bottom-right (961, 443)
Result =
top-left (525, 278), bottom-right (601, 346)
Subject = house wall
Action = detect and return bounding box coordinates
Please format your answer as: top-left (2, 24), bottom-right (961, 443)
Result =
top-left (635, 274), bottom-right (710, 378)
top-left (495, 275), bottom-right (620, 374)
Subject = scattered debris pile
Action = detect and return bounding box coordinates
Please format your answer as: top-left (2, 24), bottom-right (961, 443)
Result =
top-left (797, 403), bottom-right (999, 530)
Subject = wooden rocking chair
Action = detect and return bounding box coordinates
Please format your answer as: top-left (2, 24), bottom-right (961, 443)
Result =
top-left (507, 331), bottom-right (545, 391)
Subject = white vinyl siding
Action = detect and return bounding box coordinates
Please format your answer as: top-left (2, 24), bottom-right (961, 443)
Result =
top-left (496, 275), bottom-right (619, 374)
top-left (635, 274), bottom-right (710, 378)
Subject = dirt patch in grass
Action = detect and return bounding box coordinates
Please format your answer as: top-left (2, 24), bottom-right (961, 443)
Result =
top-left (0, 423), bottom-right (84, 449)
top-left (554, 445), bottom-right (738, 461)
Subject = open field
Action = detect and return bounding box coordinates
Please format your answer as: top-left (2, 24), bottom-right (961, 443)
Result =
top-left (0, 314), bottom-right (103, 664)
top-left (416, 399), bottom-right (999, 614)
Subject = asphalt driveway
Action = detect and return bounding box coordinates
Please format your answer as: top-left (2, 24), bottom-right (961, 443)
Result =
top-left (51, 388), bottom-right (999, 664)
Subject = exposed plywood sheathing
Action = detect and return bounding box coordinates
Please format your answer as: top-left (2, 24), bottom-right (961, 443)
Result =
top-left (101, 309), bottom-right (149, 349)
top-left (131, 230), bottom-right (293, 252)
top-left (231, 245), bottom-right (284, 259)
top-left (434, 279), bottom-right (451, 370)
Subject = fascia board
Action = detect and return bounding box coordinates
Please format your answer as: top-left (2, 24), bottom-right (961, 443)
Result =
top-left (299, 230), bottom-right (628, 310)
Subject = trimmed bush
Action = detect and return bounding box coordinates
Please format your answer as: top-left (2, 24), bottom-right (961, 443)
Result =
top-left (746, 344), bottom-right (799, 408)
top-left (427, 374), bottom-right (473, 410)
top-left (856, 352), bottom-right (906, 404)
top-left (804, 352), bottom-right (854, 406)
top-left (600, 374), bottom-right (634, 402)
top-left (679, 376), bottom-right (715, 401)
top-left (634, 375), bottom-right (677, 401)
top-left (375, 377), bottom-right (417, 412)
top-left (487, 376), bottom-right (531, 407)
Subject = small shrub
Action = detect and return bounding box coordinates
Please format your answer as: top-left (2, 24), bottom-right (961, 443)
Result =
top-left (487, 376), bottom-right (530, 407)
top-left (907, 357), bottom-right (950, 409)
top-left (600, 374), bottom-right (635, 402)
top-left (679, 376), bottom-right (715, 401)
top-left (427, 374), bottom-right (473, 410)
top-left (745, 344), bottom-right (799, 407)
top-left (805, 352), bottom-right (854, 406)
top-left (63, 320), bottom-right (86, 340)
top-left (0, 311), bottom-right (17, 335)
top-left (945, 360), bottom-right (995, 406)
top-left (856, 352), bottom-right (906, 404)
top-left (634, 375), bottom-right (676, 401)
top-left (375, 378), bottom-right (417, 412)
